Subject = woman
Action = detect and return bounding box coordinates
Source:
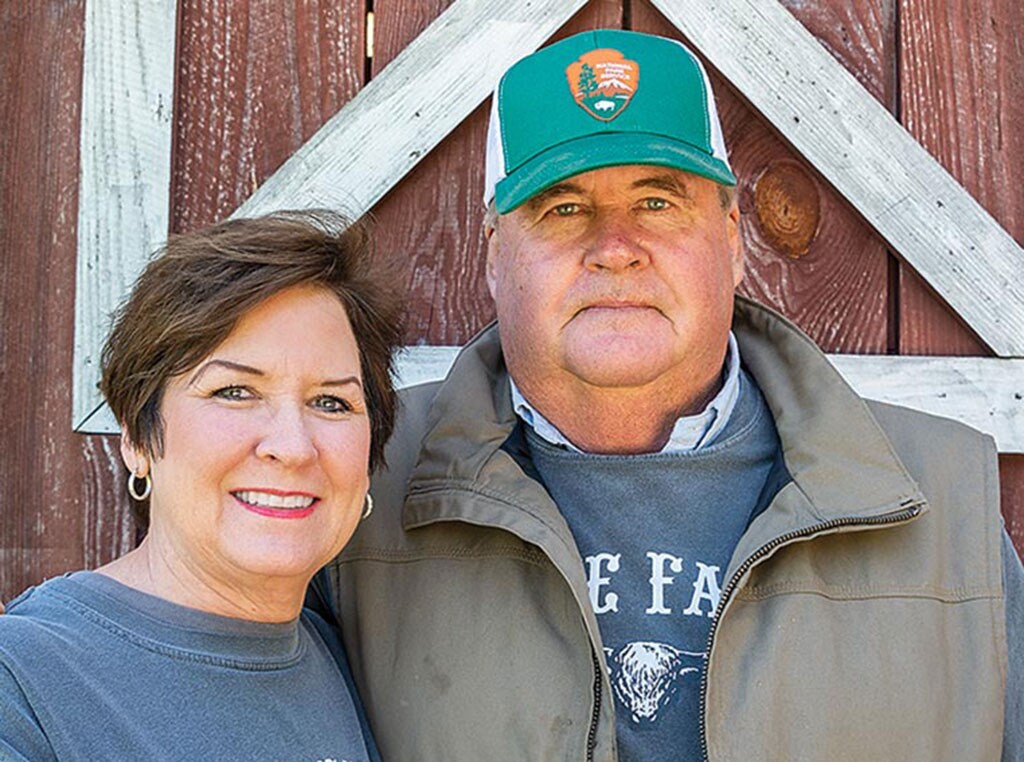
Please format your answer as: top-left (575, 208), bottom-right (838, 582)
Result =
top-left (0, 211), bottom-right (402, 761)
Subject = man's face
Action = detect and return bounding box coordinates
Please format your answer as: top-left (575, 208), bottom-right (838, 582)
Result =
top-left (486, 164), bottom-right (743, 407)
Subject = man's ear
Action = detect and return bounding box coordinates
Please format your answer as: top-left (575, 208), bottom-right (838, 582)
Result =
top-left (484, 226), bottom-right (500, 299)
top-left (727, 201), bottom-right (745, 288)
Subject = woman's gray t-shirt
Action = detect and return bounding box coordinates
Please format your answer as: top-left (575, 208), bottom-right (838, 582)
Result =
top-left (0, 571), bottom-right (373, 762)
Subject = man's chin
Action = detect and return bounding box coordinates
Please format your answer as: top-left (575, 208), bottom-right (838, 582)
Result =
top-left (563, 343), bottom-right (678, 390)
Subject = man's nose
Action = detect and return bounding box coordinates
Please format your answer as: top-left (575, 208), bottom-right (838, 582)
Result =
top-left (583, 215), bottom-right (650, 272)
top-left (254, 403), bottom-right (318, 466)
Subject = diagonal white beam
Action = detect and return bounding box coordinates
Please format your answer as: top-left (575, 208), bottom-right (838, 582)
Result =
top-left (651, 0), bottom-right (1024, 357)
top-left (232, 0), bottom-right (588, 219)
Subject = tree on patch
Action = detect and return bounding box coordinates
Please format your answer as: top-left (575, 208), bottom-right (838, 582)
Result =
top-left (578, 63), bottom-right (598, 95)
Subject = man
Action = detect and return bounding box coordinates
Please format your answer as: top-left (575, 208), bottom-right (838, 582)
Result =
top-left (323, 30), bottom-right (1022, 760)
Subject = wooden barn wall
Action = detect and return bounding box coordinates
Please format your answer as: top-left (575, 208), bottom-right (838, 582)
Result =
top-left (0, 1), bottom-right (136, 603)
top-left (1, 0), bottom-right (1021, 600)
top-left (896, 0), bottom-right (1024, 543)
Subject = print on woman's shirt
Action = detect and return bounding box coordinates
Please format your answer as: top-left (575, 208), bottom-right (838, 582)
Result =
top-left (586, 551), bottom-right (722, 726)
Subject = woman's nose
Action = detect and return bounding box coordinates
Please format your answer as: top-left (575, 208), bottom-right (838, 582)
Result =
top-left (254, 404), bottom-right (318, 465)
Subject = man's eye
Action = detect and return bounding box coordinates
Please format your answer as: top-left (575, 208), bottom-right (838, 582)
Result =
top-left (312, 395), bottom-right (353, 414)
top-left (552, 202), bottom-right (580, 217)
top-left (212, 386), bottom-right (254, 401)
top-left (642, 197), bottom-right (670, 211)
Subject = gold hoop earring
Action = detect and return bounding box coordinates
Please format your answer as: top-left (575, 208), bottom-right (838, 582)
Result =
top-left (361, 493), bottom-right (374, 520)
top-left (127, 472), bottom-right (152, 501)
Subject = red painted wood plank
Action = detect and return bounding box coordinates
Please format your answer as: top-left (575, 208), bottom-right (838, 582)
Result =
top-left (369, 0), bottom-right (625, 345)
top-left (0, 2), bottom-right (134, 601)
top-left (172, 0), bottom-right (367, 232)
top-left (899, 0), bottom-right (1024, 552)
top-left (633, 0), bottom-right (895, 353)
top-left (1003, 460), bottom-right (1024, 552)
top-left (898, 0), bottom-right (1024, 358)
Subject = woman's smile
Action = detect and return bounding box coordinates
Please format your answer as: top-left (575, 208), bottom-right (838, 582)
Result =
top-left (231, 489), bottom-right (319, 519)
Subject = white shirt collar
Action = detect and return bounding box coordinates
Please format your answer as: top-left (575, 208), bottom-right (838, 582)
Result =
top-left (511, 332), bottom-right (742, 453)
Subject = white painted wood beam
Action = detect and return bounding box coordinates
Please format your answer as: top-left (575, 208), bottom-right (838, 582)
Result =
top-left (73, 0), bottom-right (177, 429)
top-left (392, 348), bottom-right (1024, 454)
top-left (651, 0), bottom-right (1024, 357)
top-left (828, 355), bottom-right (1024, 454)
top-left (232, 0), bottom-right (588, 219)
top-left (74, 347), bottom-right (1024, 453)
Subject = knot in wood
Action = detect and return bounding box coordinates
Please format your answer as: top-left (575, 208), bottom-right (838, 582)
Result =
top-left (753, 161), bottom-right (820, 259)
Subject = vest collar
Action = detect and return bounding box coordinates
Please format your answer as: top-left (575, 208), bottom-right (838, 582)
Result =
top-left (404, 297), bottom-right (926, 546)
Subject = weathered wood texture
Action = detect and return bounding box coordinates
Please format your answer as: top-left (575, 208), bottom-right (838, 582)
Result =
top-left (3, 0), bottom-right (1022, 598)
top-left (173, 0), bottom-right (367, 231)
top-left (73, 0), bottom-right (177, 429)
top-left (633, 0), bottom-right (894, 354)
top-left (1, 2), bottom-right (135, 602)
top-left (235, 0), bottom-right (595, 238)
top-left (370, 0), bottom-right (624, 344)
top-left (898, 0), bottom-right (1024, 547)
top-left (648, 0), bottom-right (1024, 357)
top-left (899, 0), bottom-right (1024, 357)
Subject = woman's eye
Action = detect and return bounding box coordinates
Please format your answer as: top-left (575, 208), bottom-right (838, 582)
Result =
top-left (312, 395), bottom-right (353, 414)
top-left (212, 386), bottom-right (254, 401)
top-left (642, 197), bottom-right (670, 211)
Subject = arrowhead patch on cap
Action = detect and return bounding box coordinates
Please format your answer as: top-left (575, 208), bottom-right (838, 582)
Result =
top-left (566, 48), bottom-right (639, 122)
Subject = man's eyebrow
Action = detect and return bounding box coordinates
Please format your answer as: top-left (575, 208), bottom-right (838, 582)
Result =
top-left (524, 182), bottom-right (587, 212)
top-left (189, 359), bottom-right (263, 386)
top-left (632, 173), bottom-right (694, 199)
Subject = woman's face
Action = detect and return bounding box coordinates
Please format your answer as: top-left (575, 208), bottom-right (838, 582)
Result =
top-left (129, 284), bottom-right (371, 590)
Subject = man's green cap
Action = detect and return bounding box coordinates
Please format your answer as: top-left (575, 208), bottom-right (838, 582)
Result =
top-left (484, 30), bottom-right (736, 214)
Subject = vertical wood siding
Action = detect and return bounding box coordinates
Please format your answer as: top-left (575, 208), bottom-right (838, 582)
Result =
top-left (898, 0), bottom-right (1024, 547)
top-left (1, 0), bottom-right (1021, 598)
top-left (1, 2), bottom-right (135, 600)
top-left (172, 0), bottom-right (367, 232)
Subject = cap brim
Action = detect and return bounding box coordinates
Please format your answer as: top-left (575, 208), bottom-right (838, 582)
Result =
top-left (494, 132), bottom-right (737, 214)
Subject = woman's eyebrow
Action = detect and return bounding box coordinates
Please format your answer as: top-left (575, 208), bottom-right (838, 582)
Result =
top-left (189, 362), bottom-right (364, 390)
top-left (188, 359), bottom-right (263, 386)
top-left (321, 376), bottom-right (363, 389)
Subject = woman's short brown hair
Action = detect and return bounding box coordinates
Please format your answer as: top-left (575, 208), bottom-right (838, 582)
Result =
top-left (101, 211), bottom-right (404, 521)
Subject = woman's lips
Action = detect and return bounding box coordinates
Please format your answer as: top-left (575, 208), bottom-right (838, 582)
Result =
top-left (232, 489), bottom-right (318, 519)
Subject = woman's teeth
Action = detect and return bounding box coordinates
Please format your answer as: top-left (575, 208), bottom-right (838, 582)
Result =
top-left (233, 491), bottom-right (315, 509)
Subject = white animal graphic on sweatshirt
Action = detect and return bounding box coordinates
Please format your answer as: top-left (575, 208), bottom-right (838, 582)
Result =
top-left (604, 641), bottom-right (705, 724)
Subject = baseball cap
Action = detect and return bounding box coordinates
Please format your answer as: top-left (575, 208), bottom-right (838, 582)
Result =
top-left (484, 29), bottom-right (736, 214)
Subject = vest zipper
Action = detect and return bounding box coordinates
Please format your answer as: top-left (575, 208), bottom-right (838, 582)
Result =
top-left (697, 500), bottom-right (924, 761)
top-left (587, 646), bottom-right (602, 761)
